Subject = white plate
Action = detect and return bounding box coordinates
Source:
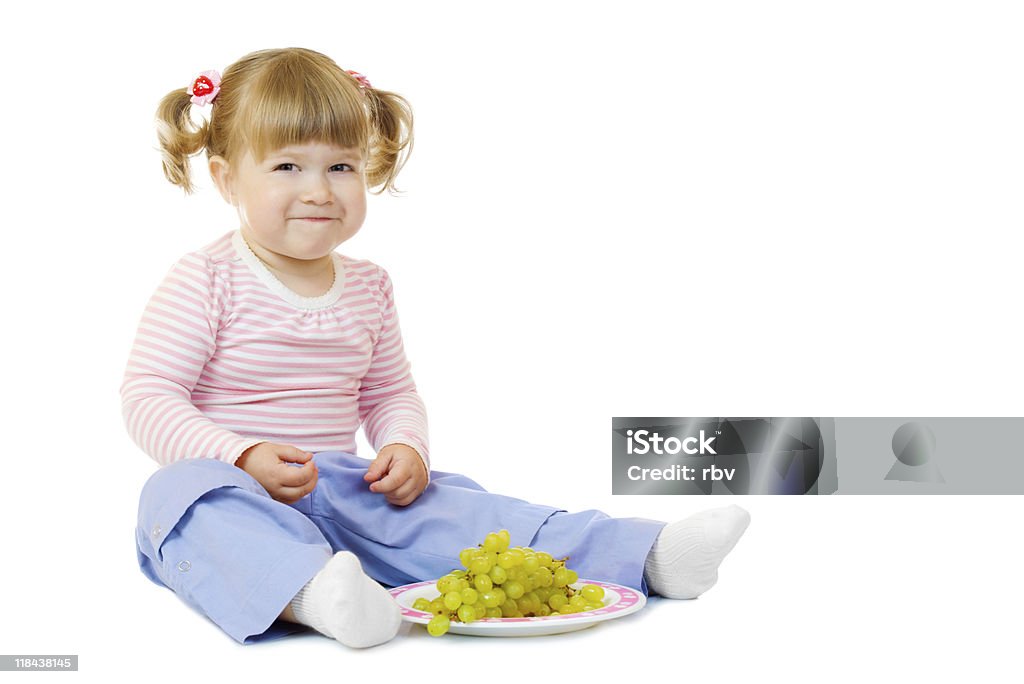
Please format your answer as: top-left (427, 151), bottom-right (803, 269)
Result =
top-left (388, 579), bottom-right (646, 637)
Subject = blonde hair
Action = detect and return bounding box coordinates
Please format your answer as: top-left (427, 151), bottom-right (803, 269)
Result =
top-left (155, 47), bottom-right (413, 195)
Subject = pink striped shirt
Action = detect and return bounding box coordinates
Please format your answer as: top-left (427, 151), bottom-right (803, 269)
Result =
top-left (120, 229), bottom-right (429, 470)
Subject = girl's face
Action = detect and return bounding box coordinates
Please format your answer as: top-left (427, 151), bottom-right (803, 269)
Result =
top-left (210, 141), bottom-right (367, 267)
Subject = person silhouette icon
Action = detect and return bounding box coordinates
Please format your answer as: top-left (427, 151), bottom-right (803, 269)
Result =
top-left (885, 421), bottom-right (945, 483)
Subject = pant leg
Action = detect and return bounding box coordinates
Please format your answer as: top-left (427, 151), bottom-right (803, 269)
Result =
top-left (293, 452), bottom-right (560, 586)
top-left (299, 452), bottom-right (665, 593)
top-left (529, 510), bottom-right (666, 595)
top-left (135, 459), bottom-right (333, 644)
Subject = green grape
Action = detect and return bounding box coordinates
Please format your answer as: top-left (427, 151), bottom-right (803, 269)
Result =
top-left (497, 529), bottom-right (511, 551)
top-left (497, 552), bottom-right (516, 569)
top-left (492, 587), bottom-right (506, 605)
top-left (507, 549), bottom-right (525, 566)
top-left (470, 556), bottom-right (492, 575)
top-left (444, 591), bottom-right (463, 611)
top-left (504, 580), bottom-right (525, 600)
top-left (457, 604), bottom-right (476, 623)
top-left (536, 552), bottom-right (553, 568)
top-left (585, 602), bottom-right (603, 611)
top-left (459, 548), bottom-right (476, 568)
top-left (565, 569), bottom-right (579, 585)
top-left (522, 554), bottom-right (540, 572)
top-left (429, 597), bottom-right (447, 615)
top-left (488, 565), bottom-right (508, 585)
top-left (437, 575), bottom-right (459, 594)
top-left (548, 593), bottom-right (568, 610)
top-left (581, 584), bottom-right (605, 602)
top-left (474, 574), bottom-right (493, 592)
top-left (486, 607), bottom-right (503, 619)
top-left (500, 600), bottom-right (518, 617)
top-left (412, 597), bottom-right (432, 612)
top-left (557, 605), bottom-right (576, 615)
top-left (482, 532), bottom-right (502, 553)
top-left (569, 594), bottom-right (587, 610)
top-left (536, 604), bottom-right (551, 617)
top-left (535, 567), bottom-right (553, 587)
top-left (461, 587), bottom-right (479, 605)
top-left (554, 568), bottom-right (571, 588)
top-left (427, 614), bottom-right (450, 636)
top-left (481, 591), bottom-right (501, 608)
top-left (474, 603), bottom-right (487, 620)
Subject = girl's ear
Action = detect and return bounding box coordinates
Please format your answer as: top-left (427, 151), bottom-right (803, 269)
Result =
top-left (208, 155), bottom-right (235, 205)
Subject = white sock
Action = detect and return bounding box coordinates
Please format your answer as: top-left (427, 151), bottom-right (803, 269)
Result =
top-left (289, 551), bottom-right (402, 648)
top-left (643, 504), bottom-right (751, 599)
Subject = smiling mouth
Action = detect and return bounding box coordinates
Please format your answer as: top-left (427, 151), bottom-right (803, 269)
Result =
top-left (294, 217), bottom-right (337, 221)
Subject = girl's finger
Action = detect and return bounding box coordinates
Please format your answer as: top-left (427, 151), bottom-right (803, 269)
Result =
top-left (278, 447), bottom-right (313, 464)
top-left (278, 461), bottom-right (317, 487)
top-left (370, 468), bottom-right (405, 493)
top-left (386, 478), bottom-right (418, 505)
top-left (273, 481), bottom-right (316, 504)
top-left (364, 452), bottom-right (393, 482)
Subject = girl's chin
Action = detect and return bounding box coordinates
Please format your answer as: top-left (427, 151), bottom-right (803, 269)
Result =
top-left (285, 250), bottom-right (336, 263)
top-left (279, 238), bottom-right (338, 259)
top-left (244, 228), bottom-right (352, 261)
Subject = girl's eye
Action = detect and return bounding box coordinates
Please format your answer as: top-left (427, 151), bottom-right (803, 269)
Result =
top-left (273, 163), bottom-right (353, 172)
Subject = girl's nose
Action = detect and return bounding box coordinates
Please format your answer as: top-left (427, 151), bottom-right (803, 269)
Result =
top-left (302, 174), bottom-right (333, 203)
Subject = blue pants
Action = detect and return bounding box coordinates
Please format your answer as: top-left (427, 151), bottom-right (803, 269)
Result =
top-left (135, 452), bottom-right (666, 644)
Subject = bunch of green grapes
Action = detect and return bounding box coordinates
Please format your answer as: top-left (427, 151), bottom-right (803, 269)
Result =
top-left (413, 529), bottom-right (607, 636)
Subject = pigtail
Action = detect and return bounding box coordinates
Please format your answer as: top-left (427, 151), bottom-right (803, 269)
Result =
top-left (363, 88), bottom-right (414, 195)
top-left (155, 88), bottom-right (210, 194)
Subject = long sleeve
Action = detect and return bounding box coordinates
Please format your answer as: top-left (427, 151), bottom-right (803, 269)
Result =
top-left (357, 266), bottom-right (430, 470)
top-left (120, 253), bottom-right (263, 466)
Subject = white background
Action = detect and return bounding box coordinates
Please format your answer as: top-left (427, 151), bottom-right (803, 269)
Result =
top-left (1, 0), bottom-right (1022, 680)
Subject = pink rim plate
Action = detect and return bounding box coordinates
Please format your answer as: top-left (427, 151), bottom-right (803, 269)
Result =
top-left (388, 579), bottom-right (646, 637)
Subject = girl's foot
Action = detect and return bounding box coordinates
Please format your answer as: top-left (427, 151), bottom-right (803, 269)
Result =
top-left (289, 551), bottom-right (402, 648)
top-left (643, 504), bottom-right (751, 599)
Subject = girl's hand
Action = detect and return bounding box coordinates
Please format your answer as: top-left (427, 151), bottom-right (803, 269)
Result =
top-left (364, 444), bottom-right (428, 506)
top-left (235, 442), bottom-right (319, 504)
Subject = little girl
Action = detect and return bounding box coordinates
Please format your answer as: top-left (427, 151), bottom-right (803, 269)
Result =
top-left (123, 47), bottom-right (751, 649)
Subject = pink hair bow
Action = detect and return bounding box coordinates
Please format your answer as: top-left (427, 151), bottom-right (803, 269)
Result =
top-left (189, 70), bottom-right (222, 106)
top-left (346, 70), bottom-right (372, 90)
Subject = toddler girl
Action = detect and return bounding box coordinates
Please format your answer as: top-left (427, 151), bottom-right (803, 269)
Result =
top-left (123, 47), bottom-right (750, 649)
